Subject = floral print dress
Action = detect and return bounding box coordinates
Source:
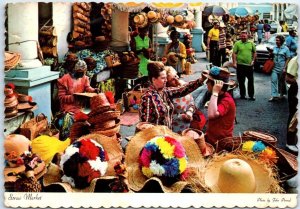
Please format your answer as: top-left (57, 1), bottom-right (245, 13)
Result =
top-left (172, 94), bottom-right (195, 133)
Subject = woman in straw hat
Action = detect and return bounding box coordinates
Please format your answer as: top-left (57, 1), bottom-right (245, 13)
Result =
top-left (130, 26), bottom-right (152, 79)
top-left (139, 62), bottom-right (206, 129)
top-left (203, 66), bottom-right (236, 146)
top-left (163, 28), bottom-right (187, 77)
top-left (165, 66), bottom-right (195, 134)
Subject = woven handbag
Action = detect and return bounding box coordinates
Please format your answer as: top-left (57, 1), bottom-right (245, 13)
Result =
top-left (20, 113), bottom-right (48, 140)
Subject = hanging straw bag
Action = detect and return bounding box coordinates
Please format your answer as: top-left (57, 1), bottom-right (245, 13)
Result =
top-left (20, 113), bottom-right (48, 140)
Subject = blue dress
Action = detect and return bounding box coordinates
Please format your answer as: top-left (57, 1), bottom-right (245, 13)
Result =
top-left (257, 23), bottom-right (264, 40)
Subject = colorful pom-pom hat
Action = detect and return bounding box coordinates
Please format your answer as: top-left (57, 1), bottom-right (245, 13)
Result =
top-left (43, 133), bottom-right (123, 192)
top-left (125, 125), bottom-right (206, 193)
top-left (202, 153), bottom-right (283, 193)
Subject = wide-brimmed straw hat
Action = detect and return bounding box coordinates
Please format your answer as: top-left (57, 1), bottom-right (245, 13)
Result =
top-left (173, 15), bottom-right (185, 27)
top-left (202, 153), bottom-right (283, 193)
top-left (133, 12), bottom-right (148, 28)
top-left (5, 51), bottom-right (21, 71)
top-left (215, 136), bottom-right (297, 181)
top-left (167, 52), bottom-right (179, 66)
top-left (43, 133), bottom-right (123, 192)
top-left (147, 11), bottom-right (159, 23)
top-left (125, 125), bottom-right (206, 193)
top-left (202, 66), bottom-right (231, 85)
top-left (166, 15), bottom-right (175, 24)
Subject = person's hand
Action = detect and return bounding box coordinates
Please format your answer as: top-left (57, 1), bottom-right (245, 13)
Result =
top-left (232, 62), bottom-right (237, 69)
top-left (251, 60), bottom-right (255, 66)
top-left (200, 72), bottom-right (207, 83)
top-left (181, 112), bottom-right (193, 122)
top-left (213, 80), bottom-right (224, 94)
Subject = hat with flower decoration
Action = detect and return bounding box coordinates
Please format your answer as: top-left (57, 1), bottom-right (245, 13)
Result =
top-left (125, 125), bottom-right (206, 193)
top-left (42, 133), bottom-right (124, 192)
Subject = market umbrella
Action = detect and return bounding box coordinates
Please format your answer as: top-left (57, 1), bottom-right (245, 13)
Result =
top-left (229, 7), bottom-right (253, 17)
top-left (203, 5), bottom-right (228, 16)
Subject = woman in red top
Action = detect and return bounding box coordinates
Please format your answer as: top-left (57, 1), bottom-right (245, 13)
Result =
top-left (203, 66), bottom-right (236, 145)
top-left (57, 60), bottom-right (97, 114)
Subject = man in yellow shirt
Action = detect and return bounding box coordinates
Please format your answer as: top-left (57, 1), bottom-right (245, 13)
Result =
top-left (207, 21), bottom-right (220, 66)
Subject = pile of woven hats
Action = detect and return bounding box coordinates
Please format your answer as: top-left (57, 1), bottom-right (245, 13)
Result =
top-left (119, 51), bottom-right (140, 79)
top-left (69, 112), bottom-right (90, 143)
top-left (5, 51), bottom-right (21, 72)
top-left (71, 2), bottom-right (92, 48)
top-left (100, 3), bottom-right (112, 40)
top-left (4, 84), bottom-right (19, 118)
top-left (88, 93), bottom-right (121, 139)
top-left (17, 94), bottom-right (37, 112)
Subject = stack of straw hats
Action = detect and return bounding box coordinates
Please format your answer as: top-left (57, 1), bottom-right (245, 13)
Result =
top-left (17, 94), bottom-right (37, 112)
top-left (5, 51), bottom-right (21, 72)
top-left (4, 85), bottom-right (19, 118)
top-left (88, 93), bottom-right (121, 139)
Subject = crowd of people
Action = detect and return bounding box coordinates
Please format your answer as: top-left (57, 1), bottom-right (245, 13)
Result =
top-left (54, 17), bottom-right (298, 153)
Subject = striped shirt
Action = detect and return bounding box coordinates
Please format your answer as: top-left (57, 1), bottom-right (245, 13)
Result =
top-left (219, 31), bottom-right (226, 49)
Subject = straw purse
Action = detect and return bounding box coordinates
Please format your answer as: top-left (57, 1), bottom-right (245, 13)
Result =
top-left (20, 113), bottom-right (48, 140)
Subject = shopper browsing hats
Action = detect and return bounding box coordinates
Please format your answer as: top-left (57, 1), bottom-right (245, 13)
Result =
top-left (57, 60), bottom-right (98, 114)
top-left (202, 66), bottom-right (236, 146)
top-left (139, 62), bottom-right (206, 129)
top-left (163, 28), bottom-right (187, 77)
top-left (165, 66), bottom-right (195, 134)
top-left (232, 30), bottom-right (257, 101)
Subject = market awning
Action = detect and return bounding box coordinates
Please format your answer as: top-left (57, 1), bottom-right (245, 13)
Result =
top-left (112, 2), bottom-right (206, 12)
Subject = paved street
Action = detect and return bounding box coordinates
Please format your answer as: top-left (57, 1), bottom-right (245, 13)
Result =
top-left (120, 52), bottom-right (289, 150)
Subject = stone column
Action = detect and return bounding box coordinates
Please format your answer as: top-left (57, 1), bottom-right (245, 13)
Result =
top-left (8, 3), bottom-right (42, 68)
top-left (191, 7), bottom-right (205, 52)
top-left (110, 8), bottom-right (129, 52)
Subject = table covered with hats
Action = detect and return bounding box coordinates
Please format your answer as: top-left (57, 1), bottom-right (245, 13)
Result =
top-left (4, 92), bottom-right (297, 194)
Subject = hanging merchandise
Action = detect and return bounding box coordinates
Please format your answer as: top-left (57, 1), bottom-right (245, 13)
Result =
top-left (133, 12), bottom-right (148, 28)
top-left (100, 3), bottom-right (113, 41)
top-left (147, 10), bottom-right (161, 24)
top-left (70, 2), bottom-right (92, 49)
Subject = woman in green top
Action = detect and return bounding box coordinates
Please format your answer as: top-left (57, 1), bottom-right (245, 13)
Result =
top-left (130, 26), bottom-right (152, 77)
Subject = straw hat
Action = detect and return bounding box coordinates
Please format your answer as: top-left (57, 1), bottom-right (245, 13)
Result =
top-left (125, 125), bottom-right (206, 192)
top-left (167, 52), bottom-right (179, 66)
top-left (90, 120), bottom-right (121, 137)
top-left (43, 133), bottom-right (123, 192)
top-left (174, 15), bottom-right (184, 23)
top-left (5, 51), bottom-right (21, 71)
top-left (182, 128), bottom-right (215, 157)
top-left (89, 93), bottom-right (110, 112)
top-left (203, 153), bottom-right (283, 193)
top-left (17, 102), bottom-right (37, 111)
top-left (133, 12), bottom-right (148, 28)
top-left (147, 11), bottom-right (159, 23)
top-left (202, 66), bottom-right (231, 85)
top-left (243, 130), bottom-right (277, 146)
top-left (4, 134), bottom-right (31, 168)
top-left (215, 136), bottom-right (298, 181)
top-left (135, 122), bottom-right (155, 133)
top-left (88, 110), bottom-right (120, 124)
top-left (166, 15), bottom-right (174, 24)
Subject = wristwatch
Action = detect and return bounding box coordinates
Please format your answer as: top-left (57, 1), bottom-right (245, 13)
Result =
top-left (212, 92), bottom-right (218, 97)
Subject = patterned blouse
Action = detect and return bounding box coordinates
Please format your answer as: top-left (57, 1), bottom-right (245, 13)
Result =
top-left (172, 94), bottom-right (195, 133)
top-left (139, 79), bottom-right (203, 129)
